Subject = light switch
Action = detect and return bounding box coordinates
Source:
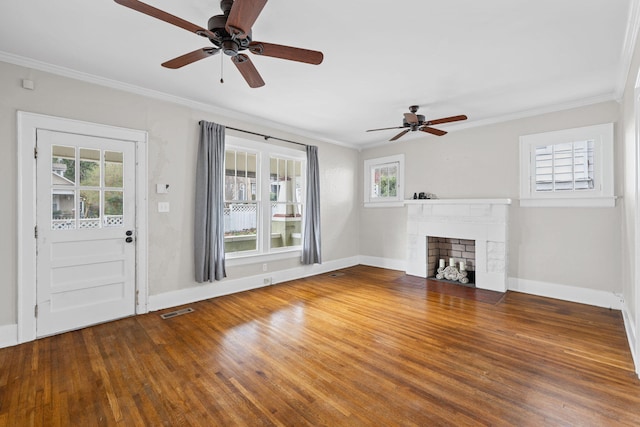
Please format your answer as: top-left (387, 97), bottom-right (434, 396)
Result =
top-left (158, 202), bottom-right (170, 213)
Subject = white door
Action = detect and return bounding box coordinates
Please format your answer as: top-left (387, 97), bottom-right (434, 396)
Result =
top-left (35, 129), bottom-right (137, 337)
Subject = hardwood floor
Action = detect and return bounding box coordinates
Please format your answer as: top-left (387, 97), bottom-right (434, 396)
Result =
top-left (1, 265), bottom-right (639, 426)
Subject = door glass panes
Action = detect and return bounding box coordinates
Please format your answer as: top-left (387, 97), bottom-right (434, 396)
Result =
top-left (270, 157), bottom-right (302, 249)
top-left (104, 151), bottom-right (123, 188)
top-left (51, 190), bottom-right (76, 230)
top-left (79, 148), bottom-right (100, 187)
top-left (104, 191), bottom-right (124, 227)
top-left (79, 190), bottom-right (100, 229)
top-left (50, 145), bottom-right (128, 230)
top-left (51, 145), bottom-right (77, 230)
top-left (224, 150), bottom-right (258, 254)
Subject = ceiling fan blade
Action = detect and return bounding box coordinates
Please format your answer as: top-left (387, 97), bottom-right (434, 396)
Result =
top-left (162, 48), bottom-right (220, 69)
top-left (226, 0), bottom-right (268, 38)
top-left (420, 126), bottom-right (447, 136)
top-left (366, 126), bottom-right (405, 132)
top-left (232, 54), bottom-right (265, 88)
top-left (427, 114), bottom-right (468, 126)
top-left (114, 0), bottom-right (217, 39)
top-left (404, 113), bottom-right (419, 124)
top-left (390, 129), bottom-right (410, 142)
top-left (249, 42), bottom-right (323, 65)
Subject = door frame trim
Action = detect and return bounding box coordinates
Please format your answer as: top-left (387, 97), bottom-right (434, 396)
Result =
top-left (17, 111), bottom-right (149, 343)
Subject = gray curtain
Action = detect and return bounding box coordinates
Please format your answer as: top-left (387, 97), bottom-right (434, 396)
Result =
top-left (302, 145), bottom-right (322, 264)
top-left (194, 121), bottom-right (226, 282)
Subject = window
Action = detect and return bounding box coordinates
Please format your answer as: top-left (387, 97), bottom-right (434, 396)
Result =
top-left (519, 123), bottom-right (614, 207)
top-left (224, 136), bottom-right (305, 259)
top-left (364, 154), bottom-right (404, 207)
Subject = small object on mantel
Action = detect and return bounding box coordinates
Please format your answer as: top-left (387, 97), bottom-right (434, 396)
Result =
top-left (413, 193), bottom-right (418, 199)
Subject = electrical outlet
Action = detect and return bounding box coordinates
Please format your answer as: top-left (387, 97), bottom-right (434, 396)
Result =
top-left (262, 263), bottom-right (268, 272)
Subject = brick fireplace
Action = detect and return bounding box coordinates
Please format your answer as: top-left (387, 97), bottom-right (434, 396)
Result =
top-left (406, 199), bottom-right (511, 292)
top-left (427, 237), bottom-right (476, 283)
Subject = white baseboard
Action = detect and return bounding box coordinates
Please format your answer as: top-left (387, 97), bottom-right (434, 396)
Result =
top-left (358, 256), bottom-right (407, 272)
top-left (0, 324), bottom-right (18, 349)
top-left (148, 256), bottom-right (360, 312)
top-left (508, 277), bottom-right (624, 310)
top-left (621, 302), bottom-right (639, 377)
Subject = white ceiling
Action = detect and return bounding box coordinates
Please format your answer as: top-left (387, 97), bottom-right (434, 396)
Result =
top-left (0, 0), bottom-right (635, 148)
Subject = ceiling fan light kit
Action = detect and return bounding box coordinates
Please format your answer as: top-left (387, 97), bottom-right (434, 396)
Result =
top-left (114, 0), bottom-right (324, 88)
top-left (366, 105), bottom-right (468, 142)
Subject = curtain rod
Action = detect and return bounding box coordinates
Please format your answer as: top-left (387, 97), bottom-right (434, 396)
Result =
top-left (199, 121), bottom-right (308, 147)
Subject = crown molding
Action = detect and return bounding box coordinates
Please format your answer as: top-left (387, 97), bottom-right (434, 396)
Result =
top-left (619, 0), bottom-right (640, 97)
top-left (0, 51), bottom-right (358, 150)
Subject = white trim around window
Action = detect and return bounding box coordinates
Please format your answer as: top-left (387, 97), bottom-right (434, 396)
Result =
top-left (363, 154), bottom-right (405, 207)
top-left (519, 123), bottom-right (616, 207)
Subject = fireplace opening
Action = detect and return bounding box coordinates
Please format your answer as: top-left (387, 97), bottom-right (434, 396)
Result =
top-left (427, 236), bottom-right (476, 287)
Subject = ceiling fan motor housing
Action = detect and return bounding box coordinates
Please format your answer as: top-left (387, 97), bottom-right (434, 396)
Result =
top-left (208, 14), bottom-right (252, 56)
top-left (403, 114), bottom-right (425, 129)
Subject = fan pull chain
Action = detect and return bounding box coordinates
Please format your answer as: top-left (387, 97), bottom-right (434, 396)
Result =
top-left (220, 54), bottom-right (224, 84)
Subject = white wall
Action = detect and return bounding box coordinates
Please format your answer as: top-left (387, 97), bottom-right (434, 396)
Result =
top-left (620, 9), bottom-right (640, 370)
top-left (0, 60), bottom-right (360, 327)
top-left (360, 101), bottom-right (622, 296)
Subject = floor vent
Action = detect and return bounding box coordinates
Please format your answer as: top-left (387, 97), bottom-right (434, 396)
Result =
top-left (328, 272), bottom-right (345, 277)
top-left (160, 307), bottom-right (194, 319)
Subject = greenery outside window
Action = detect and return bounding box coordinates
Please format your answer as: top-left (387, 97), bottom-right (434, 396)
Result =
top-left (224, 136), bottom-right (306, 259)
top-left (364, 154), bottom-right (404, 207)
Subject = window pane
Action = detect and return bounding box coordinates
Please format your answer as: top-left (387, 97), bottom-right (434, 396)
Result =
top-left (51, 145), bottom-right (77, 230)
top-left (226, 150), bottom-right (258, 202)
top-left (104, 151), bottom-right (123, 188)
top-left (271, 203), bottom-right (302, 248)
top-left (51, 190), bottom-right (76, 230)
top-left (79, 148), bottom-right (100, 187)
top-left (224, 202), bottom-right (257, 253)
top-left (104, 191), bottom-right (123, 227)
top-left (52, 145), bottom-right (76, 184)
top-left (79, 190), bottom-right (100, 229)
top-left (371, 162), bottom-right (398, 199)
top-left (534, 141), bottom-right (594, 192)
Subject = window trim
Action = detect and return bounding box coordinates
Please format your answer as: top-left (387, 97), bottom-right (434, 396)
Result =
top-left (363, 154), bottom-right (405, 207)
top-left (224, 135), bottom-right (306, 260)
top-left (519, 123), bottom-right (616, 207)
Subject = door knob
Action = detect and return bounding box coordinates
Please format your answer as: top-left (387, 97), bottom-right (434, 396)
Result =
top-left (125, 237), bottom-right (133, 243)
top-left (126, 230), bottom-right (133, 236)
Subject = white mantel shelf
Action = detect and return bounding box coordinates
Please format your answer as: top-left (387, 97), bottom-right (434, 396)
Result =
top-left (405, 198), bottom-right (512, 205)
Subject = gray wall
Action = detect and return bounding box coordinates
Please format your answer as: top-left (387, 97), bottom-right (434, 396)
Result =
top-left (0, 60), bottom-right (360, 326)
top-left (360, 101), bottom-right (622, 293)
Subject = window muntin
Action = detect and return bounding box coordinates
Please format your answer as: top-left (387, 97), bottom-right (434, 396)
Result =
top-left (534, 140), bottom-right (594, 192)
top-left (224, 149), bottom-right (258, 254)
top-left (51, 145), bottom-right (126, 230)
top-left (519, 123), bottom-right (614, 207)
top-left (270, 157), bottom-right (303, 249)
top-left (224, 138), bottom-right (305, 258)
top-left (364, 154), bottom-right (404, 206)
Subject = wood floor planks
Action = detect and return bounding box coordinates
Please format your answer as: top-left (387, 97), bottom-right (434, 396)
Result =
top-left (1, 265), bottom-right (639, 426)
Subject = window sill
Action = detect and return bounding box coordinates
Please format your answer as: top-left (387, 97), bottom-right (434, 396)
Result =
top-left (519, 196), bottom-right (618, 208)
top-left (226, 249), bottom-right (302, 266)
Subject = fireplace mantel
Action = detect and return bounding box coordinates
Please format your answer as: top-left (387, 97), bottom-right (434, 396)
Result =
top-left (405, 198), bottom-right (511, 292)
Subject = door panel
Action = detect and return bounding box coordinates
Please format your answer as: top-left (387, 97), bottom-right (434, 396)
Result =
top-left (36, 129), bottom-right (136, 337)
